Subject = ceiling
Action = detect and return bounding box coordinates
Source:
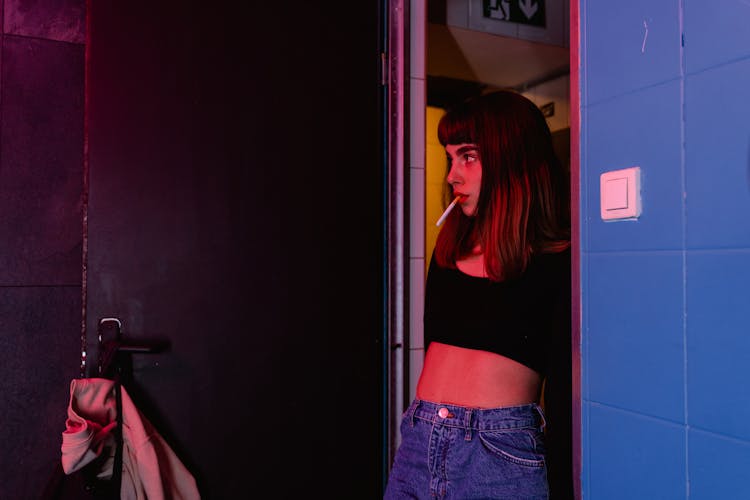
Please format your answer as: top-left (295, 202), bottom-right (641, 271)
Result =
top-left (427, 22), bottom-right (569, 98)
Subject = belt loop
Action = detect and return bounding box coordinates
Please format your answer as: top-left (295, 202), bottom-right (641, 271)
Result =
top-left (408, 400), bottom-right (419, 428)
top-left (534, 404), bottom-right (547, 431)
top-left (463, 408), bottom-right (473, 441)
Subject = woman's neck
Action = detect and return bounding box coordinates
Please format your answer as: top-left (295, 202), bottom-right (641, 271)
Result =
top-left (456, 247), bottom-right (487, 277)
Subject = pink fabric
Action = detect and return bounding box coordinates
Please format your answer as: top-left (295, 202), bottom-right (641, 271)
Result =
top-left (61, 378), bottom-right (200, 500)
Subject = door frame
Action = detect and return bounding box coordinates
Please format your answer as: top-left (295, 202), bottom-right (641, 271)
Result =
top-left (385, 1), bottom-right (583, 499)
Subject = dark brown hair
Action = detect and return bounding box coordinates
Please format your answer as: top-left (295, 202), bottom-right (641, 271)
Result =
top-left (435, 90), bottom-right (570, 281)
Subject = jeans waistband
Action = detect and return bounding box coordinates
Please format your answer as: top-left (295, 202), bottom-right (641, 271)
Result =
top-left (407, 398), bottom-right (545, 431)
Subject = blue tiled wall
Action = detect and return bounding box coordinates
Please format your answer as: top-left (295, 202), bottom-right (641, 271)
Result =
top-left (581, 1), bottom-right (750, 498)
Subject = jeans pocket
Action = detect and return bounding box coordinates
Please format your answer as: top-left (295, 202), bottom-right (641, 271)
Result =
top-left (478, 428), bottom-right (546, 468)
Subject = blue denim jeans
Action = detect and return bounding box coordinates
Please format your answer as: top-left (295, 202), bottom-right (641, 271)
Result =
top-left (384, 399), bottom-right (549, 499)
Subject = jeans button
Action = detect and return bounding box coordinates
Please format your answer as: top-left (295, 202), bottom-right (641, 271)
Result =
top-left (438, 407), bottom-right (450, 418)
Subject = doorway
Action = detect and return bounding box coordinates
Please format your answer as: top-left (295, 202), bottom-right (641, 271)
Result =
top-left (398, 0), bottom-right (581, 497)
top-left (424, 0), bottom-right (571, 269)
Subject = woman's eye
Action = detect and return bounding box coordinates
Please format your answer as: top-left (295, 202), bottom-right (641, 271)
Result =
top-left (463, 153), bottom-right (478, 163)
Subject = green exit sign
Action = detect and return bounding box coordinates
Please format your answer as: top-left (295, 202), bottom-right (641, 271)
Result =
top-left (482, 0), bottom-right (546, 28)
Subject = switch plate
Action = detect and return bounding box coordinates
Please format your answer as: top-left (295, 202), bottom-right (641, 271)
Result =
top-left (600, 166), bottom-right (641, 221)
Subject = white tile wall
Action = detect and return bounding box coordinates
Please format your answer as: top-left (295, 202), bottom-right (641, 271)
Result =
top-left (409, 78), bottom-right (426, 169)
top-left (409, 0), bottom-right (427, 403)
top-left (410, 0), bottom-right (426, 79)
top-left (410, 167), bottom-right (425, 259)
top-left (409, 346), bottom-right (425, 405)
top-left (409, 257), bottom-right (425, 350)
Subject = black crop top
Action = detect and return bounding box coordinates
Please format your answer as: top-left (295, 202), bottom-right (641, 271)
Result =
top-left (423, 248), bottom-right (571, 376)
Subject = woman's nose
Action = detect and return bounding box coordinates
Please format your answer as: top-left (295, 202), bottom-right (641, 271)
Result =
top-left (446, 162), bottom-right (459, 185)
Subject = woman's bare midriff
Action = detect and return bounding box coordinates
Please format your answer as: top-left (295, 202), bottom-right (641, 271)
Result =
top-left (416, 341), bottom-right (542, 408)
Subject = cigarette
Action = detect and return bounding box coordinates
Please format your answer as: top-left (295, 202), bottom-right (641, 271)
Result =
top-left (436, 195), bottom-right (462, 227)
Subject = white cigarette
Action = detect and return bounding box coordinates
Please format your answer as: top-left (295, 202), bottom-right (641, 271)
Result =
top-left (436, 195), bottom-right (462, 227)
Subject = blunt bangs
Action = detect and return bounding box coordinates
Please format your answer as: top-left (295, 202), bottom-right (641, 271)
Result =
top-left (437, 105), bottom-right (477, 147)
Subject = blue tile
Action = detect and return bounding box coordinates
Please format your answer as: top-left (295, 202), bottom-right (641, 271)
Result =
top-left (582, 400), bottom-right (591, 500)
top-left (588, 404), bottom-right (686, 500)
top-left (585, 82), bottom-right (683, 252)
top-left (687, 251), bottom-right (750, 440)
top-left (584, 0), bottom-right (681, 104)
top-left (4, 0), bottom-right (85, 44)
top-left (684, 0), bottom-right (750, 74)
top-left (0, 37), bottom-right (84, 286)
top-left (579, 117), bottom-right (591, 254)
top-left (580, 255), bottom-right (590, 401)
top-left (689, 429), bottom-right (750, 500)
top-left (685, 60), bottom-right (750, 249)
top-left (588, 253), bottom-right (685, 422)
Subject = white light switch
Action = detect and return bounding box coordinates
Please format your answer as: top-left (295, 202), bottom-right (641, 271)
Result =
top-left (604, 177), bottom-right (628, 210)
top-left (600, 166), bottom-right (641, 221)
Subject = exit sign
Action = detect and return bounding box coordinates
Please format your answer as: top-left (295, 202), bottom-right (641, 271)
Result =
top-left (483, 0), bottom-right (546, 28)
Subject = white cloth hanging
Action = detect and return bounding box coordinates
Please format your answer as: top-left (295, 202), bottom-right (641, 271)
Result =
top-left (61, 377), bottom-right (200, 500)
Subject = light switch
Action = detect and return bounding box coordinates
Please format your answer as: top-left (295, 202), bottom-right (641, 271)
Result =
top-left (604, 177), bottom-right (628, 210)
top-left (600, 166), bottom-right (641, 221)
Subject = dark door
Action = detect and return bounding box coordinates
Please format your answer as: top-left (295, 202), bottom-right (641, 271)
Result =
top-left (86, 2), bottom-right (385, 497)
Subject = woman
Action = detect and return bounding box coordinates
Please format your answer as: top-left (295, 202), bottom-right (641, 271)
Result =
top-left (384, 90), bottom-right (572, 499)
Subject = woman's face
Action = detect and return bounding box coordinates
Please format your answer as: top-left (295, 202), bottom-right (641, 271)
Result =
top-left (445, 143), bottom-right (482, 216)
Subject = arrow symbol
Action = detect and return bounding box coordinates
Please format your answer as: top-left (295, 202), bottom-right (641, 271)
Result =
top-left (519, 0), bottom-right (538, 19)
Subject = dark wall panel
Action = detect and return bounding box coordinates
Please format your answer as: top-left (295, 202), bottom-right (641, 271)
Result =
top-left (86, 1), bottom-right (384, 498)
top-left (0, 287), bottom-right (83, 497)
top-left (0, 29), bottom-right (85, 499)
top-left (0, 37), bottom-right (84, 286)
top-left (3, 0), bottom-right (85, 43)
